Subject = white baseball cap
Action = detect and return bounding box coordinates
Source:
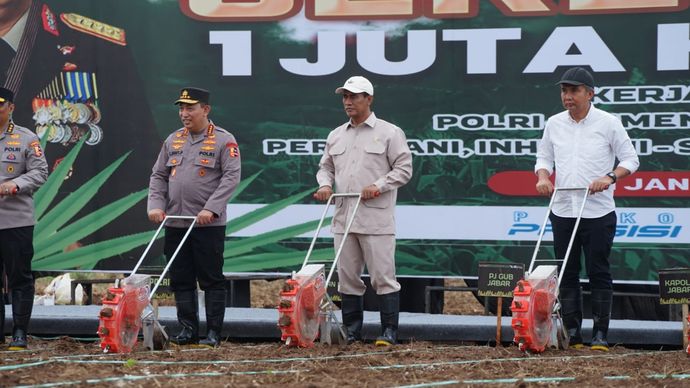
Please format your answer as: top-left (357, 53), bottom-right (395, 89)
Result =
top-left (335, 76), bottom-right (374, 96)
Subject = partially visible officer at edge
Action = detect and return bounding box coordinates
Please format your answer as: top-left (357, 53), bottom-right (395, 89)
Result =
top-left (0, 87), bottom-right (48, 350)
top-left (535, 67), bottom-right (639, 352)
top-left (147, 87), bottom-right (241, 348)
top-left (314, 76), bottom-right (413, 346)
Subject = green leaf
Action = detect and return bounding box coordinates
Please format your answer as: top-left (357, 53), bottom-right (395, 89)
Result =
top-left (32, 231), bottom-right (160, 271)
top-left (223, 248), bottom-right (334, 272)
top-left (34, 152), bottom-right (131, 237)
top-left (224, 218), bottom-right (331, 258)
top-left (33, 190), bottom-right (148, 259)
top-left (39, 133), bottom-right (48, 149)
top-left (395, 250), bottom-right (436, 266)
top-left (230, 170), bottom-right (262, 202)
top-left (226, 188), bottom-right (314, 234)
top-left (34, 137), bottom-right (87, 218)
top-left (416, 174), bottom-right (441, 192)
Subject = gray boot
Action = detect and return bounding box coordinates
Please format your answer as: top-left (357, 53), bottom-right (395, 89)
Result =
top-left (590, 289), bottom-right (613, 351)
top-left (199, 289), bottom-right (226, 348)
top-left (559, 287), bottom-right (584, 348)
top-left (171, 290), bottom-right (199, 345)
top-left (375, 292), bottom-right (399, 346)
top-left (340, 294), bottom-right (363, 344)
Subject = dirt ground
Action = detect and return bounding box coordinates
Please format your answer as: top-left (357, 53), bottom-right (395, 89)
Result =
top-left (2, 337), bottom-right (689, 387)
top-left (7, 277), bottom-right (685, 387)
top-left (249, 278), bottom-right (486, 315)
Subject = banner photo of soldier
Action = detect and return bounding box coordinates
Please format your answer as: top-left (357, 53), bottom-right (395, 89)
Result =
top-left (0, 0), bottom-right (688, 282)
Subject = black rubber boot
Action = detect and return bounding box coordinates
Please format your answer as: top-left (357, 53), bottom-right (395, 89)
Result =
top-left (171, 290), bottom-right (199, 345)
top-left (559, 287), bottom-right (584, 349)
top-left (591, 289), bottom-right (613, 351)
top-left (199, 289), bottom-right (226, 348)
top-left (375, 292), bottom-right (399, 346)
top-left (9, 289), bottom-right (34, 350)
top-left (340, 294), bottom-right (363, 344)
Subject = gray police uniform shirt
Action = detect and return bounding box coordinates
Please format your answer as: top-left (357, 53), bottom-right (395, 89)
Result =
top-left (317, 112), bottom-right (413, 235)
top-left (0, 122), bottom-right (49, 230)
top-left (148, 123), bottom-right (241, 228)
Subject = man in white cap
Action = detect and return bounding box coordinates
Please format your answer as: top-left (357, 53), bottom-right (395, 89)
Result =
top-left (314, 76), bottom-right (412, 346)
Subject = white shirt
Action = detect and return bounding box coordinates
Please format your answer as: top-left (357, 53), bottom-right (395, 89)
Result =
top-left (535, 104), bottom-right (639, 218)
top-left (1, 7), bottom-right (29, 51)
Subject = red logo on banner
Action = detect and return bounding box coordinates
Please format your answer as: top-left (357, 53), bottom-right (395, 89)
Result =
top-left (488, 171), bottom-right (690, 197)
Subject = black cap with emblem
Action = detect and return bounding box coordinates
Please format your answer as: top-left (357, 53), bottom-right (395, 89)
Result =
top-left (174, 87), bottom-right (210, 105)
top-left (0, 87), bottom-right (14, 103)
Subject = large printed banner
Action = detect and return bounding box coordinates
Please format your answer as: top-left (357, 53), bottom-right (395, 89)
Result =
top-left (227, 205), bottom-right (690, 244)
top-left (18, 0), bottom-right (690, 284)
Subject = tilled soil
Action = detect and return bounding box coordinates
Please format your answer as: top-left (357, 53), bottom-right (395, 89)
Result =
top-left (1, 337), bottom-right (688, 387)
top-left (13, 278), bottom-right (686, 387)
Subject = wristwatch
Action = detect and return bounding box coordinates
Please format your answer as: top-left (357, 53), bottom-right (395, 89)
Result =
top-left (606, 171), bottom-right (617, 183)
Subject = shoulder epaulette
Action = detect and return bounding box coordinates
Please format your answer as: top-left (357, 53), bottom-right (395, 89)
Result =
top-left (60, 13), bottom-right (126, 46)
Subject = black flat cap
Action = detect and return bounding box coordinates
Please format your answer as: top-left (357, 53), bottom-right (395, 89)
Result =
top-left (0, 87), bottom-right (14, 103)
top-left (556, 67), bottom-right (594, 89)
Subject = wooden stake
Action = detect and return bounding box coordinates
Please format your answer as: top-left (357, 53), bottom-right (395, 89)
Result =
top-left (496, 296), bottom-right (502, 346)
top-left (683, 304), bottom-right (688, 349)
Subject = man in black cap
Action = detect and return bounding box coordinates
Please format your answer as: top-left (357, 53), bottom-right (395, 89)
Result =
top-left (0, 87), bottom-right (48, 349)
top-left (534, 67), bottom-right (639, 351)
top-left (148, 87), bottom-right (241, 348)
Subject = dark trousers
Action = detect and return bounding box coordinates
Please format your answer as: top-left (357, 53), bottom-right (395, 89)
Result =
top-left (165, 226), bottom-right (226, 292)
top-left (0, 226), bottom-right (35, 292)
top-left (550, 211), bottom-right (616, 290)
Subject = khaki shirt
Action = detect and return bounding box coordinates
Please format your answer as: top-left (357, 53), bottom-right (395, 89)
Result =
top-left (148, 123), bottom-right (241, 228)
top-left (317, 112), bottom-right (412, 234)
top-left (0, 122), bottom-right (49, 230)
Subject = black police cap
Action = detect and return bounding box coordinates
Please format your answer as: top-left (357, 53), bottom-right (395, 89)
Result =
top-left (0, 87), bottom-right (14, 103)
top-left (556, 67), bottom-right (594, 89)
top-left (174, 87), bottom-right (210, 105)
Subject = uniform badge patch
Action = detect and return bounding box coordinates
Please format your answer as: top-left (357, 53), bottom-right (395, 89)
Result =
top-left (31, 141), bottom-right (44, 157)
top-left (226, 142), bottom-right (240, 158)
top-left (42, 4), bottom-right (59, 36)
top-left (7, 153), bottom-right (15, 160)
top-left (58, 45), bottom-right (75, 55)
top-left (60, 13), bottom-right (127, 46)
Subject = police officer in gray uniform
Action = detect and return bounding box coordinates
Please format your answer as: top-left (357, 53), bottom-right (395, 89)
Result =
top-left (148, 87), bottom-right (241, 348)
top-left (0, 87), bottom-right (48, 350)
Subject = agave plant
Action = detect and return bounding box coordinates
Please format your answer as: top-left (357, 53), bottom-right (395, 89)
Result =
top-left (31, 140), bottom-right (333, 272)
